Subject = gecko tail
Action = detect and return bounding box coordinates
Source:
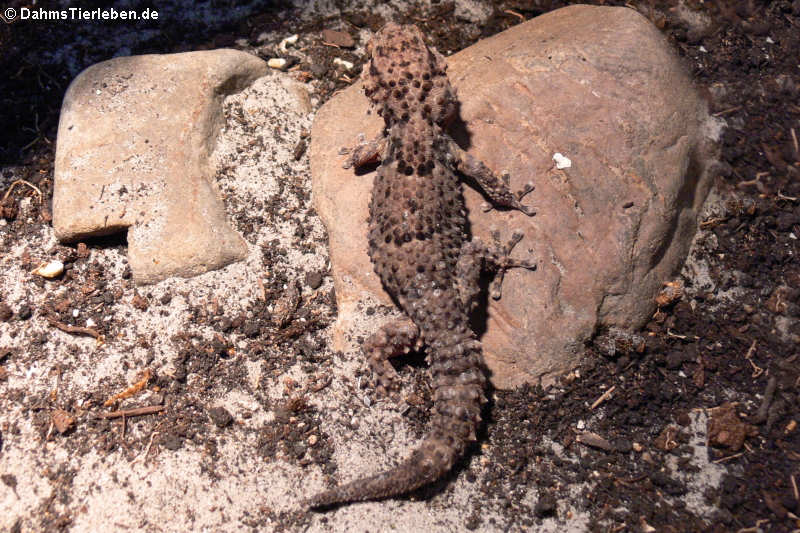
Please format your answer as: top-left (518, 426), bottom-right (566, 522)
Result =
top-left (305, 435), bottom-right (462, 509)
top-left (306, 336), bottom-right (485, 510)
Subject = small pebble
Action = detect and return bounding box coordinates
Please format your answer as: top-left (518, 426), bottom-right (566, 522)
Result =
top-left (51, 409), bottom-right (75, 434)
top-left (534, 493), bottom-right (557, 517)
top-left (161, 433), bottom-right (183, 450)
top-left (305, 271), bottom-right (323, 289)
top-left (268, 58), bottom-right (288, 70)
top-left (32, 260), bottom-right (64, 279)
top-left (279, 34), bottom-right (298, 51)
top-left (308, 435), bottom-right (318, 446)
top-left (309, 60), bottom-right (328, 78)
top-left (17, 304), bottom-right (32, 320)
top-left (333, 57), bottom-right (354, 71)
top-left (208, 406), bottom-right (233, 428)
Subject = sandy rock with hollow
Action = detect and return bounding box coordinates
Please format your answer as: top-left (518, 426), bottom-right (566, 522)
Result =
top-left (53, 49), bottom-right (265, 284)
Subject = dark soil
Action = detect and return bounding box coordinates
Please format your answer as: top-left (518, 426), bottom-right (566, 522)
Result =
top-left (1, 1), bottom-right (798, 532)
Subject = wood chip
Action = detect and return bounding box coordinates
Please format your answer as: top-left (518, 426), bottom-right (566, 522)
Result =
top-left (655, 280), bottom-right (683, 307)
top-left (97, 405), bottom-right (164, 419)
top-left (103, 369), bottom-right (152, 407)
top-left (575, 431), bottom-right (613, 451)
top-left (590, 385), bottom-right (616, 409)
top-left (654, 425), bottom-right (680, 451)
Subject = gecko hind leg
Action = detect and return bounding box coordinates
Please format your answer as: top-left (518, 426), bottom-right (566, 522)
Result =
top-left (363, 318), bottom-right (421, 397)
top-left (343, 133), bottom-right (387, 170)
top-left (459, 230), bottom-right (536, 304)
top-left (457, 228), bottom-right (536, 308)
top-left (486, 228), bottom-right (536, 300)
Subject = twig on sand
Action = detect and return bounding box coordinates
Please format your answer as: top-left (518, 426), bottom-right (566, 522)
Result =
top-left (97, 405), bottom-right (164, 419)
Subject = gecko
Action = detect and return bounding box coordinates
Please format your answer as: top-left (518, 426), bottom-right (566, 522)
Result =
top-left (307, 22), bottom-right (535, 508)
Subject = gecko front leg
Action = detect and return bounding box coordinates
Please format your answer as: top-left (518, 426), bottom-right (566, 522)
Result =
top-left (343, 133), bottom-right (388, 170)
top-left (446, 139), bottom-right (535, 216)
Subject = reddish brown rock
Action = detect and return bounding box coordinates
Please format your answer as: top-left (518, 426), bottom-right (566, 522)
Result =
top-left (311, 5), bottom-right (719, 389)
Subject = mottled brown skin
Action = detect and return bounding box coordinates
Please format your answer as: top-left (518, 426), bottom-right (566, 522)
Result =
top-left (307, 23), bottom-right (535, 509)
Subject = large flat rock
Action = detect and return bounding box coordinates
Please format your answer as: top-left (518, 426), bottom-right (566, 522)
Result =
top-left (311, 5), bottom-right (719, 389)
top-left (53, 49), bottom-right (266, 284)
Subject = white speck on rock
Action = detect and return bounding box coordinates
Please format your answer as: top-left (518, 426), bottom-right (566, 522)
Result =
top-left (553, 152), bottom-right (572, 169)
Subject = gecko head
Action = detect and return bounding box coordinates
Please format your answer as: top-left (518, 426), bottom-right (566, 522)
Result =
top-left (361, 22), bottom-right (457, 128)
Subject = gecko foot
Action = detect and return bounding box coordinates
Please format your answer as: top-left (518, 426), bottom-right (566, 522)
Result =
top-left (488, 228), bottom-right (536, 300)
top-left (498, 171), bottom-right (536, 216)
